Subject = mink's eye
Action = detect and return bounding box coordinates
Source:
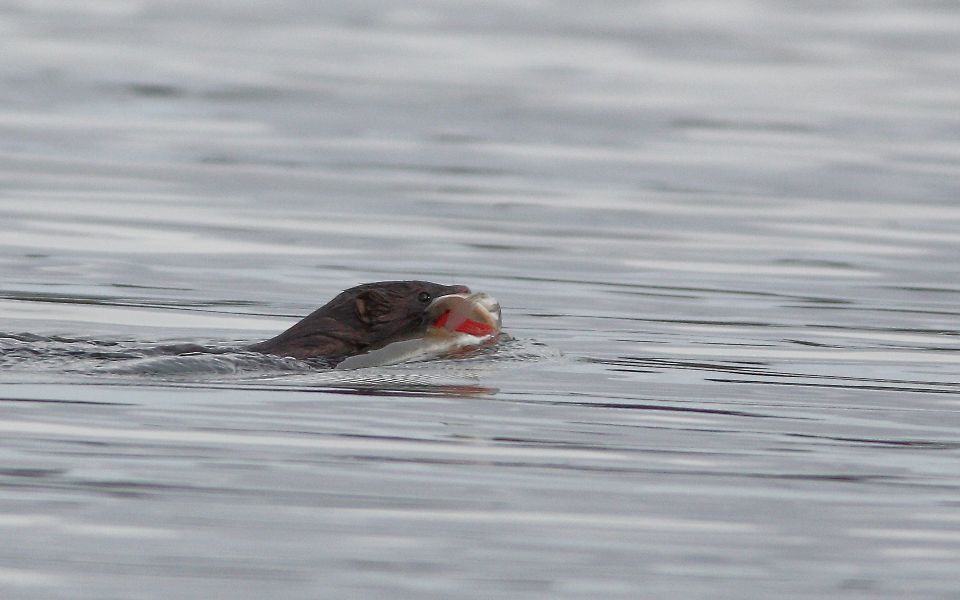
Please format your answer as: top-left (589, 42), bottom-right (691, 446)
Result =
top-left (417, 291), bottom-right (432, 304)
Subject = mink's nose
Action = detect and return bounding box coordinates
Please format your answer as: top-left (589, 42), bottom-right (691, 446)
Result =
top-left (449, 285), bottom-right (471, 295)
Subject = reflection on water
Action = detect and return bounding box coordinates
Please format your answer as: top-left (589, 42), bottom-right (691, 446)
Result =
top-left (3, 0), bottom-right (960, 598)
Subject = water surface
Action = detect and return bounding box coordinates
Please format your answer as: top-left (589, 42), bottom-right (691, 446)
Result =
top-left (2, 1), bottom-right (960, 599)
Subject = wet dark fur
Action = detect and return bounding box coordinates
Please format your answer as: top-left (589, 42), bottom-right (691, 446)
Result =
top-left (248, 281), bottom-right (469, 362)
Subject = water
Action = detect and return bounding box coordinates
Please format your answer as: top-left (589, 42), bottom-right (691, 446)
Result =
top-left (2, 1), bottom-right (960, 598)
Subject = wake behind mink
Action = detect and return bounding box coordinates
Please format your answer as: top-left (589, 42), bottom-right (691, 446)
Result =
top-left (248, 281), bottom-right (471, 363)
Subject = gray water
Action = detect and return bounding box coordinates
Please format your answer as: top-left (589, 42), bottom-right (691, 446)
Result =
top-left (2, 1), bottom-right (960, 598)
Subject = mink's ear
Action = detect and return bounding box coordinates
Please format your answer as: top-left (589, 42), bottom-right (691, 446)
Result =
top-left (354, 289), bottom-right (391, 324)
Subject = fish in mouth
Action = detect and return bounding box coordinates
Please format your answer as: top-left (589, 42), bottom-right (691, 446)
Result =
top-left (335, 291), bottom-right (502, 370)
top-left (425, 292), bottom-right (502, 338)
